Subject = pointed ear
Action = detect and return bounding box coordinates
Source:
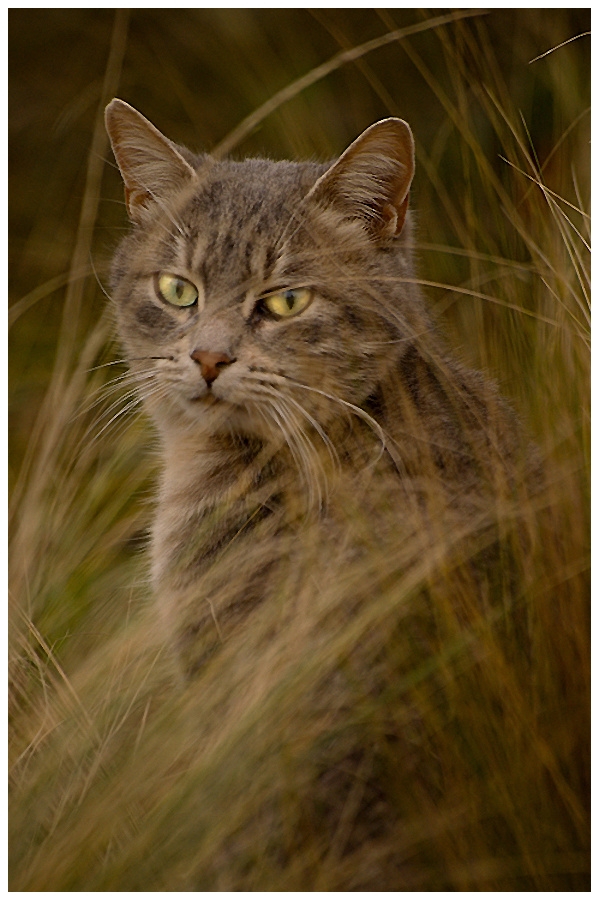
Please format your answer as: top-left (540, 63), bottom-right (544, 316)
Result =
top-left (105, 99), bottom-right (197, 223)
top-left (309, 118), bottom-right (415, 240)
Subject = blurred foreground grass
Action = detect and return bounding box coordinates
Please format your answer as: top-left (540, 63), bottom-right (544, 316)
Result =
top-left (9, 10), bottom-right (589, 890)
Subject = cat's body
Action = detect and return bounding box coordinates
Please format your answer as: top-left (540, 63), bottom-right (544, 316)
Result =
top-left (106, 100), bottom-right (533, 674)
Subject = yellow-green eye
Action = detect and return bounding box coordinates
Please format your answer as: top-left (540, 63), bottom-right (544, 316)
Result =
top-left (262, 288), bottom-right (312, 319)
top-left (156, 272), bottom-right (199, 308)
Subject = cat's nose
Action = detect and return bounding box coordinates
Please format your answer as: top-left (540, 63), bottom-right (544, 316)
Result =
top-left (190, 349), bottom-right (236, 386)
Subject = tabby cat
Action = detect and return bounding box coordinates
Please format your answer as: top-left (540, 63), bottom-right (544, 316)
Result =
top-left (105, 99), bottom-right (532, 676)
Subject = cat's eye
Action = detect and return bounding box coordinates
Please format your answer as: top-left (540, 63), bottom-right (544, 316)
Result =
top-left (156, 272), bottom-right (199, 308)
top-left (261, 288), bottom-right (312, 319)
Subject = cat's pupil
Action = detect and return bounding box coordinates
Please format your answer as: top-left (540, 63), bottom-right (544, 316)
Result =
top-left (284, 291), bottom-right (295, 310)
top-left (174, 280), bottom-right (185, 299)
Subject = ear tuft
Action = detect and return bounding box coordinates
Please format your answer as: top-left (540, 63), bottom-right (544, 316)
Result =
top-left (309, 118), bottom-right (415, 240)
top-left (105, 99), bottom-right (197, 223)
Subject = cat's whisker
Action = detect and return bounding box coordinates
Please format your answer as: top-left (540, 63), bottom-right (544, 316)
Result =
top-left (89, 400), bottom-right (147, 451)
top-left (86, 358), bottom-right (129, 372)
top-left (73, 374), bottom-right (132, 419)
top-left (95, 382), bottom-right (153, 421)
top-left (75, 370), bottom-right (158, 422)
top-left (254, 403), bottom-right (300, 476)
top-left (281, 401), bottom-right (329, 512)
top-left (88, 396), bottom-right (145, 445)
top-left (258, 399), bottom-right (326, 513)
top-left (262, 401), bottom-right (314, 501)
top-left (131, 356), bottom-right (175, 362)
top-left (82, 367), bottom-right (154, 400)
top-left (81, 375), bottom-right (171, 449)
top-left (269, 376), bottom-right (390, 464)
top-left (255, 404), bottom-right (306, 483)
top-left (247, 378), bottom-right (339, 472)
top-left (69, 394), bottom-right (144, 460)
top-left (279, 394), bottom-right (339, 474)
top-left (135, 380), bottom-right (175, 406)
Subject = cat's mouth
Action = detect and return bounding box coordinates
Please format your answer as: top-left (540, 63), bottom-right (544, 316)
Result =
top-left (192, 392), bottom-right (219, 406)
top-left (189, 391), bottom-right (238, 413)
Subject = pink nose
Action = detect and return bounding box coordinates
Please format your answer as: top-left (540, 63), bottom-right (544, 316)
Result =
top-left (190, 349), bottom-right (235, 385)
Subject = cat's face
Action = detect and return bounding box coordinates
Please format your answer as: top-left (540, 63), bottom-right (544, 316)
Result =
top-left (106, 101), bottom-right (418, 444)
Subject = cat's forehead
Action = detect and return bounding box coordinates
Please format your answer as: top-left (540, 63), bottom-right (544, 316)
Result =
top-left (168, 157), bottom-right (327, 289)
top-left (189, 157), bottom-right (324, 221)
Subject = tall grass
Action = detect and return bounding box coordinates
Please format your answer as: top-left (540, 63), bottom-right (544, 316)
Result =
top-left (9, 10), bottom-right (589, 890)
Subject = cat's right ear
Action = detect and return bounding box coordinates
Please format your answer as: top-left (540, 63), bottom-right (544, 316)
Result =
top-left (105, 99), bottom-right (197, 223)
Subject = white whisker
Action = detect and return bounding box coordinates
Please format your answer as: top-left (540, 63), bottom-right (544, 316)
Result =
top-left (253, 395), bottom-right (326, 513)
top-left (276, 377), bottom-right (387, 455)
top-left (248, 378), bottom-right (339, 471)
top-left (74, 370), bottom-right (158, 422)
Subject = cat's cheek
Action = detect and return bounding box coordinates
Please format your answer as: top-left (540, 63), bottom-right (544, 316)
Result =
top-left (135, 302), bottom-right (174, 332)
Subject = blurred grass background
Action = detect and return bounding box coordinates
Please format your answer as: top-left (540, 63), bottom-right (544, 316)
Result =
top-left (9, 9), bottom-right (590, 890)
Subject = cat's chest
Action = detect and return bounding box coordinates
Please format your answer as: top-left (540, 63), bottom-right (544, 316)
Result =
top-left (153, 442), bottom-right (403, 583)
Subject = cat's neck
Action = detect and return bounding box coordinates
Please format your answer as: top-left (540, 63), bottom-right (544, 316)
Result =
top-left (151, 425), bottom-right (317, 591)
top-left (156, 403), bottom-right (386, 503)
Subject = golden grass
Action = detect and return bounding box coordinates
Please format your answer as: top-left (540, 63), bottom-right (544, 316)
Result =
top-left (9, 10), bottom-right (589, 890)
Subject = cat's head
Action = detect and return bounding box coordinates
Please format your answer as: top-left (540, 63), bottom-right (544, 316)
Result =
top-left (105, 99), bottom-right (423, 445)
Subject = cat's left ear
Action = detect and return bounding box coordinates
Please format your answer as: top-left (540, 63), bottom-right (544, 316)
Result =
top-left (309, 118), bottom-right (415, 240)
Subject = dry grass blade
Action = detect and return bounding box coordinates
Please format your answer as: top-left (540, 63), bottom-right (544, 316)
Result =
top-left (212, 10), bottom-right (487, 157)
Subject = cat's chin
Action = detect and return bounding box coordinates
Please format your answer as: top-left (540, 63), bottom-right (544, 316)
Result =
top-left (189, 393), bottom-right (219, 408)
top-left (180, 394), bottom-right (276, 440)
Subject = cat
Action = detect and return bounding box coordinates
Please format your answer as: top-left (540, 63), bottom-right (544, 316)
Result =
top-left (105, 99), bottom-right (535, 677)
